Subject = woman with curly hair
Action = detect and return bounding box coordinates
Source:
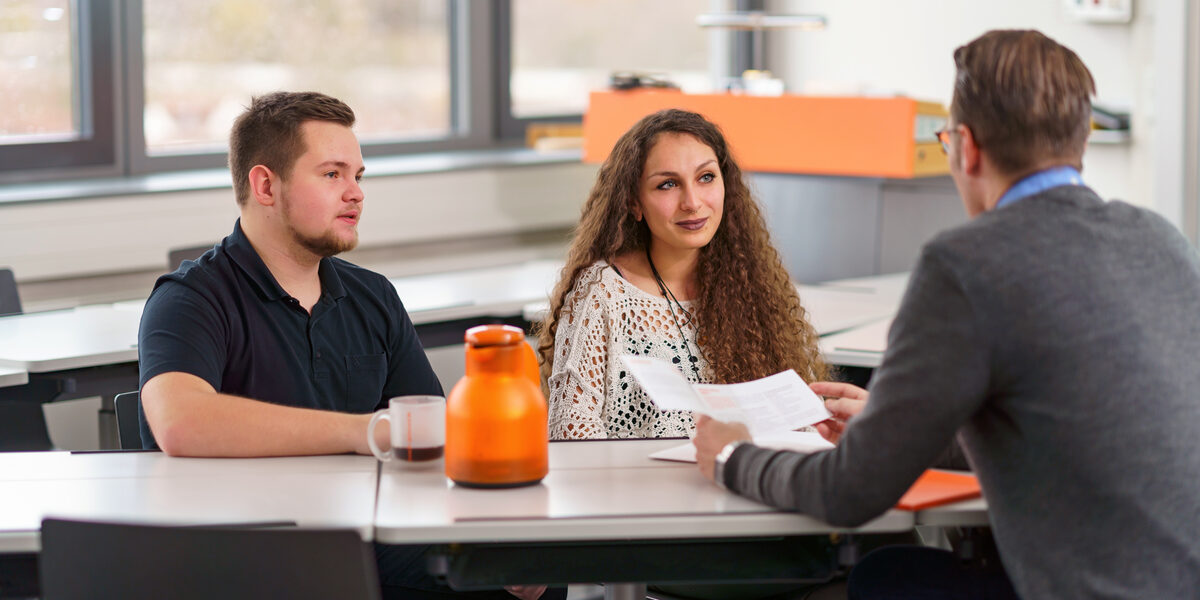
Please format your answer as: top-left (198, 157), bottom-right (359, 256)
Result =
top-left (538, 108), bottom-right (828, 440)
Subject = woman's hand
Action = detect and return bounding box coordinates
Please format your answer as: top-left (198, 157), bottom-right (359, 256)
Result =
top-left (693, 414), bottom-right (752, 482)
top-left (809, 382), bottom-right (869, 445)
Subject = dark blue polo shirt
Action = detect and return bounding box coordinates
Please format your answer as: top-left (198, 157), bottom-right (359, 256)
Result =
top-left (137, 220), bottom-right (443, 448)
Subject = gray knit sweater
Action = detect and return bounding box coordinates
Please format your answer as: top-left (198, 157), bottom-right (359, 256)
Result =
top-left (726, 185), bottom-right (1200, 599)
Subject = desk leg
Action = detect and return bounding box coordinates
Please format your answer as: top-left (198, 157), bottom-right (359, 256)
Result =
top-left (604, 583), bottom-right (647, 600)
top-left (97, 394), bottom-right (119, 450)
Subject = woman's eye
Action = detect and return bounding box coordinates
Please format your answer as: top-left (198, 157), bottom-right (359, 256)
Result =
top-left (656, 179), bottom-right (677, 190)
top-left (699, 172), bottom-right (715, 183)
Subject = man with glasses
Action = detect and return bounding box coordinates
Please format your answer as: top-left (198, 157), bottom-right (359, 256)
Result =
top-left (694, 29), bottom-right (1200, 599)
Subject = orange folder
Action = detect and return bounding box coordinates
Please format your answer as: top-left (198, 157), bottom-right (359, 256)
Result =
top-left (895, 470), bottom-right (982, 511)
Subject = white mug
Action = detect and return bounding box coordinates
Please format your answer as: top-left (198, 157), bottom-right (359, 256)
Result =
top-left (366, 395), bottom-right (445, 464)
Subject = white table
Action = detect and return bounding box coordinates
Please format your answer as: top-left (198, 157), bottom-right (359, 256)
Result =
top-left (0, 443), bottom-right (990, 599)
top-left (0, 302), bottom-right (143, 373)
top-left (0, 452), bottom-right (378, 553)
top-left (375, 439), bottom-right (915, 598)
top-left (0, 365), bottom-right (28, 388)
top-left (819, 317), bottom-right (893, 368)
top-left (393, 260), bottom-right (561, 326)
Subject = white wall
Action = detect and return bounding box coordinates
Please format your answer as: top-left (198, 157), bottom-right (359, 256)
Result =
top-left (0, 163), bottom-right (596, 283)
top-left (766, 0), bottom-right (1171, 216)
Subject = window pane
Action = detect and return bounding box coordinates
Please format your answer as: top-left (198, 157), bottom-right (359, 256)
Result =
top-left (511, 0), bottom-right (712, 119)
top-left (143, 0), bottom-right (450, 155)
top-left (0, 0), bottom-right (77, 144)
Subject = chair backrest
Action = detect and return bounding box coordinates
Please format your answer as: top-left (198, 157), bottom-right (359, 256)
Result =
top-left (0, 402), bottom-right (53, 452)
top-left (113, 391), bottom-right (142, 450)
top-left (167, 244), bottom-right (215, 272)
top-left (39, 518), bottom-right (381, 600)
top-left (0, 267), bottom-right (22, 317)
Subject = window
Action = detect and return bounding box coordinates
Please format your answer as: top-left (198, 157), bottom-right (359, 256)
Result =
top-left (0, 1), bottom-right (727, 185)
top-left (0, 0), bottom-right (118, 179)
top-left (497, 0), bottom-right (715, 136)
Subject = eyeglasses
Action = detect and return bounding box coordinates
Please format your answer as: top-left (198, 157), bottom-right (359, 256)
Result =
top-left (934, 128), bottom-right (954, 155)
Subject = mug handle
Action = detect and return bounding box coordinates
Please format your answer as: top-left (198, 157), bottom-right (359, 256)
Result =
top-left (366, 410), bottom-right (392, 461)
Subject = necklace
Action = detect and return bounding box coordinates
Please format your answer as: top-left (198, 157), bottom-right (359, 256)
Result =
top-left (645, 246), bottom-right (700, 375)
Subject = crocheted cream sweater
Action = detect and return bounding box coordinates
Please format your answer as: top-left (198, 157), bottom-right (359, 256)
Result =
top-left (547, 261), bottom-right (710, 439)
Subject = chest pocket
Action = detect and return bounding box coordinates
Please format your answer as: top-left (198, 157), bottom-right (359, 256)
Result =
top-left (344, 353), bottom-right (386, 412)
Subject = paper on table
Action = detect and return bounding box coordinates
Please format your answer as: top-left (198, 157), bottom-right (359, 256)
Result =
top-left (621, 356), bottom-right (831, 436)
top-left (648, 430), bottom-right (835, 463)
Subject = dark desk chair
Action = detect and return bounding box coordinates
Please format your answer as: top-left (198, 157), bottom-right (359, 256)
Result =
top-left (0, 402), bottom-right (53, 452)
top-left (167, 244), bottom-right (215, 272)
top-left (0, 267), bottom-right (21, 317)
top-left (113, 391), bottom-right (142, 450)
top-left (39, 518), bottom-right (382, 600)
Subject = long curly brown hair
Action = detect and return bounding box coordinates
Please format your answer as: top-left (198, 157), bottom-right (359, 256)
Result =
top-left (536, 109), bottom-right (828, 385)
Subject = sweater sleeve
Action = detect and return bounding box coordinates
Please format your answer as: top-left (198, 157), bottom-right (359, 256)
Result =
top-left (724, 246), bottom-right (991, 526)
top-left (547, 267), bottom-right (612, 439)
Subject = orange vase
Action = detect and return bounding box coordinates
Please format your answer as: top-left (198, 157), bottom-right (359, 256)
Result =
top-left (445, 324), bottom-right (548, 488)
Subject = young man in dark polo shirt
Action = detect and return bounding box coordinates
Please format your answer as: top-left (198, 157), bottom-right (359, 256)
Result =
top-left (137, 92), bottom-right (554, 600)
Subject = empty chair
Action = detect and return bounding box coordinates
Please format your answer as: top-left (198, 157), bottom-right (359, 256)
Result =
top-left (0, 267), bottom-right (22, 316)
top-left (39, 518), bottom-right (381, 600)
top-left (167, 244), bottom-right (215, 272)
top-left (113, 391), bottom-right (142, 450)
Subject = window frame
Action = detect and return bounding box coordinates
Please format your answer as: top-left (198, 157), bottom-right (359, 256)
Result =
top-left (123, 0), bottom-right (500, 175)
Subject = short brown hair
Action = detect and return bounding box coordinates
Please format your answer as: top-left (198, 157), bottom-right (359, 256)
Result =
top-left (228, 91), bottom-right (356, 205)
top-left (951, 30), bottom-right (1095, 174)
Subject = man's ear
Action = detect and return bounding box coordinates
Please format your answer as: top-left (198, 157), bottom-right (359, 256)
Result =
top-left (248, 165), bottom-right (278, 207)
top-left (957, 124), bottom-right (983, 176)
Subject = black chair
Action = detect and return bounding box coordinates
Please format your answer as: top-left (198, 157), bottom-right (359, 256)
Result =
top-left (167, 244), bottom-right (215, 272)
top-left (113, 391), bottom-right (142, 450)
top-left (39, 518), bottom-right (382, 600)
top-left (0, 402), bottom-right (53, 452)
top-left (0, 267), bottom-right (22, 316)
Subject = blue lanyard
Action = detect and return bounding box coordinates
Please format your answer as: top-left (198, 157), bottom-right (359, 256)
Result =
top-left (995, 167), bottom-right (1085, 209)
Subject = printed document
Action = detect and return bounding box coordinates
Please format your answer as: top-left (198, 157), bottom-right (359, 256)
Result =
top-left (621, 355), bottom-right (832, 436)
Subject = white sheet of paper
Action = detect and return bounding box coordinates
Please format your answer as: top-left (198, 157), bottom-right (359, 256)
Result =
top-left (648, 430), bottom-right (836, 463)
top-left (620, 356), bottom-right (704, 410)
top-left (621, 356), bottom-right (832, 436)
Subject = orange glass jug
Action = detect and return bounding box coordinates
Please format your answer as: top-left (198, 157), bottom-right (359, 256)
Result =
top-left (445, 324), bottom-right (548, 488)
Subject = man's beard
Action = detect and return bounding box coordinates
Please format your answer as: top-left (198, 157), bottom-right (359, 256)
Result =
top-left (280, 196), bottom-right (358, 258)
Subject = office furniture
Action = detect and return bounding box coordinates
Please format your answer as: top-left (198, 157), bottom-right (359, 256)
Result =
top-left (167, 244), bottom-right (215, 272)
top-left (584, 90), bottom-right (947, 179)
top-left (0, 268), bottom-right (21, 317)
top-left (0, 452), bottom-right (377, 554)
top-left (0, 403), bottom-right (53, 452)
top-left (0, 366), bottom-right (28, 389)
top-left (39, 518), bottom-right (381, 600)
top-left (113, 391), bottom-right (140, 450)
top-left (0, 443), bottom-right (988, 600)
top-left (375, 439), bottom-right (913, 598)
top-left (0, 301), bottom-right (144, 448)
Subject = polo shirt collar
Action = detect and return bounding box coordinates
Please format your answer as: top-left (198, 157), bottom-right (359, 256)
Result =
top-left (224, 219), bottom-right (346, 303)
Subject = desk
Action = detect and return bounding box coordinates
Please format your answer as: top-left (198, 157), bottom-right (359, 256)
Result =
top-left (0, 365), bottom-right (28, 388)
top-left (375, 439), bottom-right (914, 598)
top-left (0, 443), bottom-right (989, 598)
top-left (393, 260), bottom-right (561, 327)
top-left (0, 452), bottom-right (377, 553)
